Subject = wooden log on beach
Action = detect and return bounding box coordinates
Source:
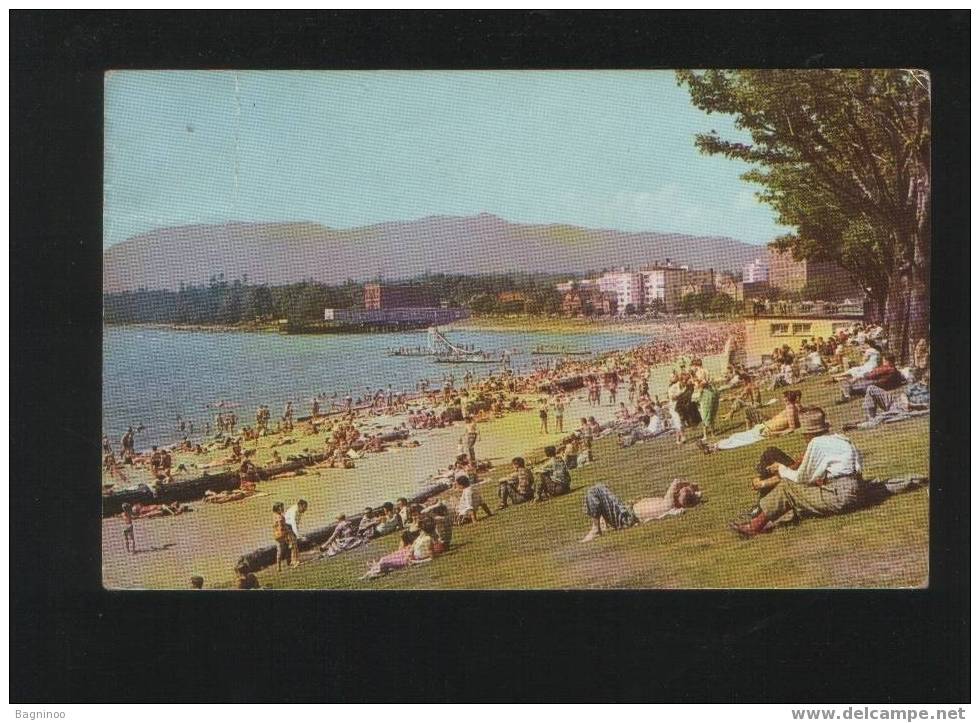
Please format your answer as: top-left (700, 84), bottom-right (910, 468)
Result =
top-left (101, 454), bottom-right (326, 517)
top-left (236, 482), bottom-right (451, 573)
top-left (537, 375), bottom-right (584, 393)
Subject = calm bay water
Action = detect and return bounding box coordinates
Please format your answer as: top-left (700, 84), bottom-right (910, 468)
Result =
top-left (102, 325), bottom-right (649, 447)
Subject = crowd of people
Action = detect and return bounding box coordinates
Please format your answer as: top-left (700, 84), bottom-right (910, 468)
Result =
top-left (110, 319), bottom-right (929, 587)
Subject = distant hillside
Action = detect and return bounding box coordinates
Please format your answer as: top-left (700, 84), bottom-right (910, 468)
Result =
top-left (103, 214), bottom-right (765, 292)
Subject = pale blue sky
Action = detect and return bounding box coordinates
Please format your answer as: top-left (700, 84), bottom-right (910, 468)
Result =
top-left (104, 70), bottom-right (788, 249)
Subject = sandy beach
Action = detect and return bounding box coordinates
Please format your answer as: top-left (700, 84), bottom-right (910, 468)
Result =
top-left (101, 349), bottom-right (729, 589)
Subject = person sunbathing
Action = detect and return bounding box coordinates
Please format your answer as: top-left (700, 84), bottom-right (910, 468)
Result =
top-left (711, 390), bottom-right (802, 451)
top-left (581, 479), bottom-right (703, 542)
top-left (131, 501), bottom-right (191, 518)
top-left (203, 487), bottom-right (255, 504)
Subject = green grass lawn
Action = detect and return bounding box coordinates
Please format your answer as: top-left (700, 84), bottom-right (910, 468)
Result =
top-left (258, 373), bottom-right (929, 590)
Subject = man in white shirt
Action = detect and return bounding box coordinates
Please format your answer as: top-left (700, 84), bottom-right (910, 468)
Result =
top-left (730, 409), bottom-right (866, 537)
top-left (285, 499), bottom-right (308, 539)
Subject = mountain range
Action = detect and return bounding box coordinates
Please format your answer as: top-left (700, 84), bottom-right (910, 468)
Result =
top-left (102, 213), bottom-right (766, 292)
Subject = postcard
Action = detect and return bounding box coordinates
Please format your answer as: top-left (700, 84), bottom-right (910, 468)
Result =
top-left (101, 70), bottom-right (930, 590)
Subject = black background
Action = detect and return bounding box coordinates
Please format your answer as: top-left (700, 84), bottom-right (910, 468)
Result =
top-left (10, 11), bottom-right (970, 702)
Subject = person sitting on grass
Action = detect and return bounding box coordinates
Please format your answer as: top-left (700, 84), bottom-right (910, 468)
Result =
top-left (454, 475), bottom-right (492, 524)
top-left (320, 514), bottom-right (367, 557)
top-left (722, 370), bottom-right (762, 425)
top-left (581, 479), bottom-right (703, 542)
top-left (837, 341), bottom-right (881, 380)
top-left (729, 408), bottom-right (865, 538)
top-left (423, 503), bottom-right (453, 554)
top-left (536, 446), bottom-right (572, 502)
top-left (360, 516), bottom-right (439, 580)
top-left (860, 368), bottom-right (931, 424)
top-left (235, 561), bottom-right (261, 589)
top-left (838, 353), bottom-right (905, 404)
top-left (562, 435), bottom-right (582, 469)
top-left (395, 497), bottom-right (411, 526)
top-left (497, 456), bottom-right (536, 509)
top-left (372, 502), bottom-right (404, 537)
top-left (356, 507), bottom-right (378, 538)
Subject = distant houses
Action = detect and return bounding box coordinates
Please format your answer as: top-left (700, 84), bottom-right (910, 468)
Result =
top-left (556, 260), bottom-right (750, 316)
top-left (555, 247), bottom-right (864, 317)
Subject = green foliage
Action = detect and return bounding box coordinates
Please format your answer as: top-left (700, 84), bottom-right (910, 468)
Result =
top-left (678, 291), bottom-right (739, 317)
top-left (468, 292), bottom-right (498, 314)
top-left (676, 69), bottom-right (931, 357)
top-left (103, 271), bottom-right (573, 326)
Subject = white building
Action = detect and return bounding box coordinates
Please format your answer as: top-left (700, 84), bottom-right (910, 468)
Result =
top-left (555, 278), bottom-right (598, 294)
top-left (597, 271), bottom-right (645, 313)
top-left (638, 266), bottom-right (682, 311)
top-left (744, 257), bottom-right (770, 283)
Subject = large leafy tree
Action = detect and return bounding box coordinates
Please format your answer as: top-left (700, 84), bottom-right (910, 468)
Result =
top-left (676, 69), bottom-right (930, 361)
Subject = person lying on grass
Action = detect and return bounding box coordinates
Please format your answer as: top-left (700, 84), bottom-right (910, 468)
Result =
top-left (581, 479), bottom-right (703, 542)
top-left (361, 516), bottom-right (439, 580)
top-left (130, 501), bottom-right (192, 518)
top-left (203, 487), bottom-right (256, 504)
top-left (709, 390), bottom-right (802, 452)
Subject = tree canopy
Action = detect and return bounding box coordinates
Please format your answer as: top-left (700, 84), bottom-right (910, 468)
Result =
top-left (677, 69), bottom-right (930, 360)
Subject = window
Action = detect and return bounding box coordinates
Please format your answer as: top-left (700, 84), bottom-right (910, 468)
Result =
top-left (770, 323), bottom-right (789, 335)
top-left (792, 323), bottom-right (812, 334)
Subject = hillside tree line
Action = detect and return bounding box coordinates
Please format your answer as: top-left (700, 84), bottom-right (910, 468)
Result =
top-left (103, 272), bottom-right (567, 325)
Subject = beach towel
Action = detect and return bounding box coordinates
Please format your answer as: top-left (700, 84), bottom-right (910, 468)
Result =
top-left (716, 423), bottom-right (767, 450)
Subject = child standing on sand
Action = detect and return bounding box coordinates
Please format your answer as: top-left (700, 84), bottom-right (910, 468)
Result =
top-left (121, 503), bottom-right (136, 555)
top-left (553, 397), bottom-right (565, 434)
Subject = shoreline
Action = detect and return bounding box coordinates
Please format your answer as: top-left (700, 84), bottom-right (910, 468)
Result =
top-left (103, 314), bottom-right (739, 337)
top-left (102, 321), bottom-right (738, 589)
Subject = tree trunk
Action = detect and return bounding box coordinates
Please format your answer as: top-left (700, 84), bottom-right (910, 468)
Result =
top-left (906, 172), bottom-right (931, 361)
top-left (883, 270), bottom-right (911, 361)
top-left (883, 164), bottom-right (930, 365)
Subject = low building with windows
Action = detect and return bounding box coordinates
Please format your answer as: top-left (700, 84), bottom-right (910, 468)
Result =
top-left (743, 314), bottom-right (864, 366)
top-left (561, 287), bottom-right (617, 317)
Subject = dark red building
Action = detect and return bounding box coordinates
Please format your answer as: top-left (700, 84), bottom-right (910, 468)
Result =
top-left (363, 283), bottom-right (438, 310)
